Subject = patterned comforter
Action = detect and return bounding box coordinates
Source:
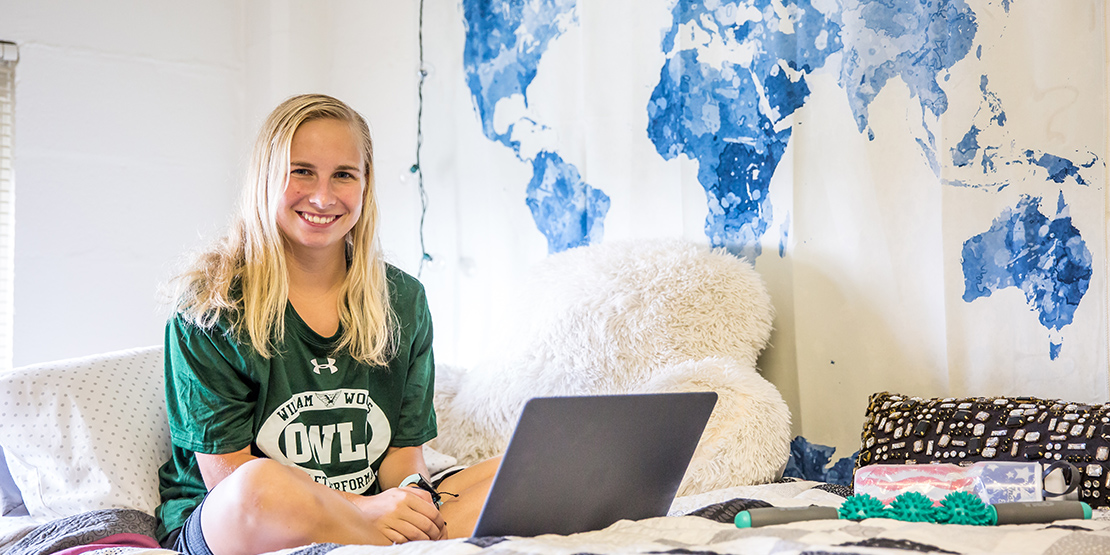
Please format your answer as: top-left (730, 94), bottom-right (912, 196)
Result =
top-left (3, 481), bottom-right (1109, 555)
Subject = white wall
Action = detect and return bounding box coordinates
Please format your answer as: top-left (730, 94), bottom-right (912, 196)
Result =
top-left (0, 0), bottom-right (246, 365)
top-left (0, 1), bottom-right (429, 366)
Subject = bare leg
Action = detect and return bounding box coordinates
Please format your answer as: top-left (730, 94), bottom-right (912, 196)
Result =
top-left (197, 457), bottom-right (499, 553)
top-left (437, 456), bottom-right (502, 538)
top-left (199, 458), bottom-right (393, 555)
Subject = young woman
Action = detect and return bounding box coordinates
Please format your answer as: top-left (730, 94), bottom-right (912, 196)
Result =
top-left (155, 94), bottom-right (496, 555)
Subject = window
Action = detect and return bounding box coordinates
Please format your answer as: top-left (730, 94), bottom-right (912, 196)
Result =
top-left (0, 41), bottom-right (16, 370)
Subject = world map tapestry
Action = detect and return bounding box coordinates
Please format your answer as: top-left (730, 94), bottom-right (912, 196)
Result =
top-left (418, 0), bottom-right (1107, 453)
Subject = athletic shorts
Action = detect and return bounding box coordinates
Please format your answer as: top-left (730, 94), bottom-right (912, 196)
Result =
top-left (161, 499), bottom-right (214, 555)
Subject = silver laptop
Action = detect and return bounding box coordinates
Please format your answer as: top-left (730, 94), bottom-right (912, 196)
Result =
top-left (471, 391), bottom-right (718, 537)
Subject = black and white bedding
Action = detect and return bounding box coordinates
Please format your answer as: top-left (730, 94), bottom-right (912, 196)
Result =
top-left (3, 481), bottom-right (1109, 555)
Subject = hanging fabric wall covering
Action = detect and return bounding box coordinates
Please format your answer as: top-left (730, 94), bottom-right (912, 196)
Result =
top-left (417, 0), bottom-right (1107, 453)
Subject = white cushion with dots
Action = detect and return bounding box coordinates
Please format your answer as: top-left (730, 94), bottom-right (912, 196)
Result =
top-left (0, 346), bottom-right (169, 519)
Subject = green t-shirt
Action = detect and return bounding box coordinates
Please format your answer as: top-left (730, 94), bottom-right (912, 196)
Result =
top-left (155, 266), bottom-right (436, 541)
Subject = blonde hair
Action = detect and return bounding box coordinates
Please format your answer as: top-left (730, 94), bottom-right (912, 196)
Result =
top-left (174, 94), bottom-right (394, 365)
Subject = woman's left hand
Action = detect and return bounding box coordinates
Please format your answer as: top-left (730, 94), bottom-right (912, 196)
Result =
top-left (351, 485), bottom-right (447, 543)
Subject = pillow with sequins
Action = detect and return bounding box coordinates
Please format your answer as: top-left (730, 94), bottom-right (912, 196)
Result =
top-left (857, 391), bottom-right (1110, 507)
top-left (0, 346), bottom-right (170, 519)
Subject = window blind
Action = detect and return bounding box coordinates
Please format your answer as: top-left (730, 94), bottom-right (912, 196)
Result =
top-left (0, 42), bottom-right (17, 371)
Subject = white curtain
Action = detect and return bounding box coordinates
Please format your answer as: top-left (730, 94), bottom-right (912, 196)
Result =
top-left (0, 42), bottom-right (16, 372)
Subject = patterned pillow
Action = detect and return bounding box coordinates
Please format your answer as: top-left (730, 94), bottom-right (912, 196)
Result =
top-left (0, 347), bottom-right (170, 518)
top-left (857, 392), bottom-right (1110, 507)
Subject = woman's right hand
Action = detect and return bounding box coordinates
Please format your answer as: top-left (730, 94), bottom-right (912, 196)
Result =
top-left (351, 486), bottom-right (447, 543)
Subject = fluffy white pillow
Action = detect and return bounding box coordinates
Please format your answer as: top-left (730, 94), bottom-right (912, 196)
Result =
top-left (432, 239), bottom-right (788, 495)
top-left (0, 346), bottom-right (169, 518)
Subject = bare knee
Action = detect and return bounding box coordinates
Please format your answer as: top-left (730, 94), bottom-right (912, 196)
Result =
top-left (201, 459), bottom-right (325, 555)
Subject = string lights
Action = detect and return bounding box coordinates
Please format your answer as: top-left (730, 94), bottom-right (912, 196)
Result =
top-left (413, 0), bottom-right (432, 277)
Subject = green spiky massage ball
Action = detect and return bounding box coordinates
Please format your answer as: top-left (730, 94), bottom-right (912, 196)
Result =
top-left (935, 491), bottom-right (994, 526)
top-left (887, 492), bottom-right (937, 522)
top-left (838, 494), bottom-right (888, 521)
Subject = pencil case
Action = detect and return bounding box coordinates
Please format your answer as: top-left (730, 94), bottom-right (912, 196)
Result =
top-left (854, 461), bottom-right (1050, 505)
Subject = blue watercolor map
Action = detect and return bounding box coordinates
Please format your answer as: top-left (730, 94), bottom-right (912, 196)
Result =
top-left (647, 0), bottom-right (842, 259)
top-left (461, 0), bottom-right (609, 254)
top-left (460, 0), bottom-right (1099, 355)
top-left (961, 193), bottom-right (1092, 359)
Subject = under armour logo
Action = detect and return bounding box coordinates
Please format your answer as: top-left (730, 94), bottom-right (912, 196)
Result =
top-left (311, 358), bottom-right (338, 374)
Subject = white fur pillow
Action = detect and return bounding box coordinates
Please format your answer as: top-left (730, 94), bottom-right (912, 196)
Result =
top-left (433, 239), bottom-right (790, 492)
top-left (0, 347), bottom-right (170, 518)
top-left (640, 357), bottom-right (791, 495)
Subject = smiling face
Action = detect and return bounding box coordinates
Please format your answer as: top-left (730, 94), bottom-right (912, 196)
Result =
top-left (276, 117), bottom-right (367, 261)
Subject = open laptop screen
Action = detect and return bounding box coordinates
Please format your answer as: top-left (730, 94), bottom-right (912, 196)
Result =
top-left (471, 391), bottom-right (718, 537)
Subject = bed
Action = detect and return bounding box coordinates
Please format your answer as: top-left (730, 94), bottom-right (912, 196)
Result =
top-left (3, 347), bottom-right (1110, 555)
top-left (3, 480), bottom-right (1110, 555)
